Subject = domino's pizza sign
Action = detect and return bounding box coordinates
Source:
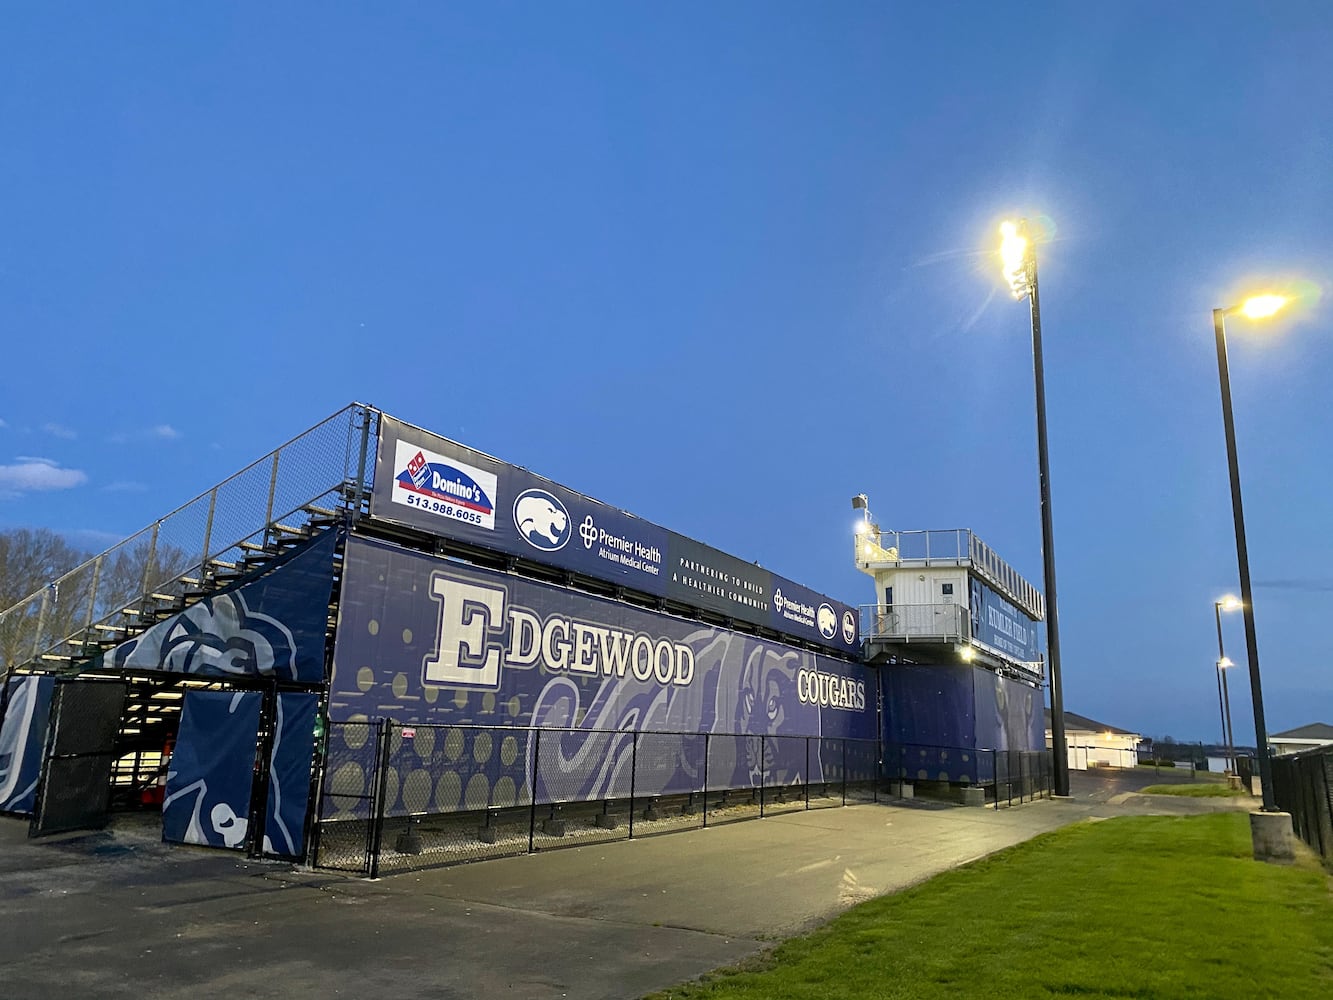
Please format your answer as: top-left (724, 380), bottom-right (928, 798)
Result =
top-left (390, 438), bottom-right (497, 531)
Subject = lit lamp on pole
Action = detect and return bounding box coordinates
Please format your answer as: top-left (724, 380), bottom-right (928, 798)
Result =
top-left (1213, 293), bottom-right (1288, 812)
top-left (850, 493), bottom-right (897, 568)
top-left (1000, 218), bottom-right (1070, 797)
top-left (1213, 595), bottom-right (1242, 774)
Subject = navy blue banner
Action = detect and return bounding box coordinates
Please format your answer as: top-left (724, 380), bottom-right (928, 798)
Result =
top-left (883, 663), bottom-right (1044, 757)
top-left (969, 577), bottom-right (1041, 667)
top-left (164, 690), bottom-right (262, 848)
top-left (109, 529), bottom-right (340, 684)
top-left (330, 536), bottom-right (874, 743)
top-left (973, 670), bottom-right (1045, 752)
top-left (0, 675), bottom-right (55, 814)
top-left (263, 692), bottom-right (318, 859)
top-left (369, 415), bottom-right (858, 654)
top-left (883, 663), bottom-right (977, 750)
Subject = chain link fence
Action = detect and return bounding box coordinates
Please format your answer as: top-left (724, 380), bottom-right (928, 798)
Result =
top-left (1270, 746), bottom-right (1333, 860)
top-left (313, 721), bottom-right (883, 876)
top-left (0, 404), bottom-right (377, 677)
top-left (882, 742), bottom-right (1053, 808)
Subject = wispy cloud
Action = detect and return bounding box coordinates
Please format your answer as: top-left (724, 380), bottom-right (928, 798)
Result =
top-left (0, 417), bottom-right (8, 428)
top-left (108, 423), bottom-right (185, 445)
top-left (42, 422), bottom-right (77, 440)
top-left (102, 480), bottom-right (149, 493)
top-left (0, 457), bottom-right (88, 498)
top-left (64, 528), bottom-right (125, 551)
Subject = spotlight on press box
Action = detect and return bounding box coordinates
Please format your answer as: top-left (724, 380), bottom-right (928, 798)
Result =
top-left (849, 493), bottom-right (897, 571)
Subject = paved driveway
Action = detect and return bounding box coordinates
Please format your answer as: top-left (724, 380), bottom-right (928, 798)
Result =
top-left (0, 773), bottom-right (1255, 1000)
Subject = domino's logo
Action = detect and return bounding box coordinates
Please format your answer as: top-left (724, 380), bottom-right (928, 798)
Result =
top-left (513, 489), bottom-right (571, 552)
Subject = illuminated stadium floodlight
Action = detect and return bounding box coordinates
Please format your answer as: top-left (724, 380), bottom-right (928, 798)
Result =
top-left (849, 494), bottom-right (899, 568)
top-left (1212, 294), bottom-right (1292, 812)
top-left (1239, 294), bottom-right (1287, 320)
top-left (998, 217), bottom-right (1069, 797)
top-left (999, 221), bottom-right (1032, 299)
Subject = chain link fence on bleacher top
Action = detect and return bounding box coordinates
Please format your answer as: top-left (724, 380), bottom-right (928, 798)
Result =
top-left (0, 404), bottom-right (377, 676)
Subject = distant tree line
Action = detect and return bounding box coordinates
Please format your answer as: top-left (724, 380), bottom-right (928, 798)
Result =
top-left (1, 527), bottom-right (190, 671)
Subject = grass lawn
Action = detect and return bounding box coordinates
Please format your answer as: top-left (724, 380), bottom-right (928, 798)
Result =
top-left (647, 814), bottom-right (1333, 1000)
top-left (1140, 783), bottom-right (1246, 798)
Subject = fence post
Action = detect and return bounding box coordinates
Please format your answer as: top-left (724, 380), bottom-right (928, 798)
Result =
top-left (702, 732), bottom-right (710, 829)
top-left (305, 711), bottom-right (334, 868)
top-left (138, 522), bottom-right (160, 616)
top-left (528, 728), bottom-right (540, 854)
top-left (805, 737), bottom-right (811, 810)
top-left (199, 487), bottom-right (218, 573)
top-left (842, 739), bottom-right (848, 806)
top-left (628, 732), bottom-right (638, 840)
top-left (992, 750), bottom-right (999, 810)
top-left (368, 719), bottom-right (392, 878)
top-left (31, 586), bottom-right (51, 660)
top-left (759, 735), bottom-right (767, 817)
top-left (264, 452), bottom-right (281, 533)
top-left (82, 554), bottom-right (104, 647)
top-left (351, 405), bottom-right (373, 517)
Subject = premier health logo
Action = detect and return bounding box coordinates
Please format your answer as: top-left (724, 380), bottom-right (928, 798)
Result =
top-left (579, 514), bottom-right (598, 549)
top-left (774, 588), bottom-right (819, 631)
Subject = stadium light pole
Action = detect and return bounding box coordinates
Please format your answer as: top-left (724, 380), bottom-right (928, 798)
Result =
top-left (1213, 596), bottom-right (1242, 772)
top-left (1000, 219), bottom-right (1069, 798)
top-left (1215, 657), bottom-right (1237, 775)
top-left (1213, 295), bottom-right (1288, 812)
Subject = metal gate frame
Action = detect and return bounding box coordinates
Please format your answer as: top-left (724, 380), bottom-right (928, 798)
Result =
top-left (29, 678), bottom-right (128, 837)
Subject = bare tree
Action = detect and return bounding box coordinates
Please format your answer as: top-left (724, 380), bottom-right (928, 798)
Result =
top-left (0, 529), bottom-right (88, 611)
top-left (0, 529), bottom-right (90, 670)
top-left (1, 526), bottom-right (200, 672)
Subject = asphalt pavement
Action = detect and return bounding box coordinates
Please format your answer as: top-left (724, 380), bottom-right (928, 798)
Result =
top-left (0, 769), bottom-right (1255, 1000)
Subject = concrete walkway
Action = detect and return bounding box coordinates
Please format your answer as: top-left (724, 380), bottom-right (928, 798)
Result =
top-left (0, 772), bottom-right (1257, 1000)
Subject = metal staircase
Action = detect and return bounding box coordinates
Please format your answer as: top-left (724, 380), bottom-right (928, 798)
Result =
top-left (0, 403), bottom-right (379, 680)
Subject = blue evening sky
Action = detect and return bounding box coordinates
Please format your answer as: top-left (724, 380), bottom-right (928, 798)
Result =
top-left (2, 4), bottom-right (1330, 744)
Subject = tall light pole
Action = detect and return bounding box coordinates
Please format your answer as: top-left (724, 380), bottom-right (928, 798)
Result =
top-left (1213, 595), bottom-right (1242, 773)
top-left (1213, 294), bottom-right (1288, 812)
top-left (1001, 219), bottom-right (1069, 797)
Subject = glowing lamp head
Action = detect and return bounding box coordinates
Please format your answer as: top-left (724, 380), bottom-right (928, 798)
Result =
top-left (959, 646), bottom-right (975, 662)
top-left (999, 220), bottom-right (1030, 299)
top-left (1217, 595), bottom-right (1243, 613)
top-left (1218, 656), bottom-right (1235, 669)
top-left (1239, 294), bottom-right (1287, 320)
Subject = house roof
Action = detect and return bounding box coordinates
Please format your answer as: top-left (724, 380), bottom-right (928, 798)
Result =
top-left (1043, 708), bottom-right (1140, 737)
top-left (1270, 722), bottom-right (1333, 741)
